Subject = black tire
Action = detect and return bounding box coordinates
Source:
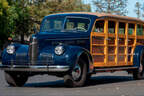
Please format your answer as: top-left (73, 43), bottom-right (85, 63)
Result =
top-left (133, 49), bottom-right (144, 80)
top-left (64, 59), bottom-right (87, 87)
top-left (4, 71), bottom-right (28, 87)
top-left (86, 74), bottom-right (92, 81)
top-left (86, 74), bottom-right (92, 80)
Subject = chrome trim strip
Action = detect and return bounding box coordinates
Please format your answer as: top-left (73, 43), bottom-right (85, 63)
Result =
top-left (0, 64), bottom-right (69, 72)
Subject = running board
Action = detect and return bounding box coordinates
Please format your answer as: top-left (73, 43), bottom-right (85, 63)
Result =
top-left (94, 66), bottom-right (138, 72)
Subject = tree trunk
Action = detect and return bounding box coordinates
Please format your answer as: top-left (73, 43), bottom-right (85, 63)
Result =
top-left (21, 34), bottom-right (24, 44)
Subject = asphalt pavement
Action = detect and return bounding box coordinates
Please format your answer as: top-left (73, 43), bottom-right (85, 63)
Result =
top-left (0, 61), bottom-right (144, 96)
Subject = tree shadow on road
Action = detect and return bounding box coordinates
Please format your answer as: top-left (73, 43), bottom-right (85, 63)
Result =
top-left (24, 75), bottom-right (135, 88)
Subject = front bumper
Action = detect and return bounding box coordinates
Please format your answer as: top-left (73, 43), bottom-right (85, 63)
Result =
top-left (0, 63), bottom-right (69, 72)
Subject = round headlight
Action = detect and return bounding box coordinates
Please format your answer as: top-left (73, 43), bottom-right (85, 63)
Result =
top-left (6, 45), bottom-right (15, 54)
top-left (55, 46), bottom-right (65, 55)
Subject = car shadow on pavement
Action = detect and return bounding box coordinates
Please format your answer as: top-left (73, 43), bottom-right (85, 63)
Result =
top-left (85, 75), bottom-right (133, 87)
top-left (24, 75), bottom-right (134, 88)
top-left (24, 80), bottom-right (65, 88)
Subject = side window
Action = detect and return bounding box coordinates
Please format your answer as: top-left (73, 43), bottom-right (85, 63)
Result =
top-left (65, 17), bottom-right (90, 31)
top-left (108, 21), bottom-right (115, 33)
top-left (119, 22), bottom-right (125, 34)
top-left (78, 23), bottom-right (85, 29)
top-left (66, 22), bottom-right (74, 30)
top-left (128, 23), bottom-right (135, 35)
top-left (94, 20), bottom-right (104, 33)
top-left (137, 24), bottom-right (143, 35)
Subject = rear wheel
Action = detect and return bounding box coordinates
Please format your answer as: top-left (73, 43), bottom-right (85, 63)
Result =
top-left (64, 59), bottom-right (87, 87)
top-left (133, 49), bottom-right (144, 80)
top-left (4, 71), bottom-right (28, 87)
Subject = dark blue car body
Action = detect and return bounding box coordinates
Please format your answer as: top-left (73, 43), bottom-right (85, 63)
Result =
top-left (1, 12), bottom-right (144, 87)
top-left (1, 13), bottom-right (97, 73)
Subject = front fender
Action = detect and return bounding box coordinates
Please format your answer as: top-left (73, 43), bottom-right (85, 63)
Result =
top-left (2, 44), bottom-right (29, 65)
top-left (64, 46), bottom-right (93, 73)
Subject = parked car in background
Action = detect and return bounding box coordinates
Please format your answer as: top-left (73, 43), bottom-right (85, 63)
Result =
top-left (0, 12), bottom-right (144, 87)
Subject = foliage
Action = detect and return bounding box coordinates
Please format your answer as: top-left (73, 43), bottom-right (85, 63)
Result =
top-left (0, 0), bottom-right (32, 47)
top-left (11, 1), bottom-right (32, 43)
top-left (134, 2), bottom-right (141, 18)
top-left (93, 0), bottom-right (128, 16)
top-left (0, 0), bottom-right (91, 48)
top-left (28, 0), bottom-right (91, 26)
top-left (0, 0), bottom-right (11, 48)
top-left (141, 3), bottom-right (144, 18)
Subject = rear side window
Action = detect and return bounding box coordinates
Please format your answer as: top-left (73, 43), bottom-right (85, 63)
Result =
top-left (137, 24), bottom-right (143, 35)
top-left (94, 20), bottom-right (105, 33)
top-left (128, 23), bottom-right (135, 35)
top-left (119, 22), bottom-right (125, 34)
top-left (108, 21), bottom-right (115, 34)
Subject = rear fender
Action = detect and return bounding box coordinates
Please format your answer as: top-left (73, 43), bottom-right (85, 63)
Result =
top-left (133, 45), bottom-right (144, 67)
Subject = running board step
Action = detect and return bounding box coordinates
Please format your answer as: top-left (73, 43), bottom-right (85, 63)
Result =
top-left (94, 66), bottom-right (138, 72)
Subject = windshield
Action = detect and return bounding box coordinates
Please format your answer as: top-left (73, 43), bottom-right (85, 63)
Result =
top-left (40, 16), bottom-right (90, 32)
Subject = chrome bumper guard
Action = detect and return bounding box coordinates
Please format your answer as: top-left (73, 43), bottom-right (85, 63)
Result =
top-left (0, 63), bottom-right (69, 72)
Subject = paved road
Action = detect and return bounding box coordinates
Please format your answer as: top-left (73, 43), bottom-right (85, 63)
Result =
top-left (0, 69), bottom-right (144, 96)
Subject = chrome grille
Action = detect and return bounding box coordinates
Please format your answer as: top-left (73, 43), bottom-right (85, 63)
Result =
top-left (15, 53), bottom-right (28, 65)
top-left (29, 37), bottom-right (38, 65)
top-left (40, 53), bottom-right (54, 65)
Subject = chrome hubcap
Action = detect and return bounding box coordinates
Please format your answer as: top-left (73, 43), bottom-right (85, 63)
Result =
top-left (72, 64), bottom-right (81, 80)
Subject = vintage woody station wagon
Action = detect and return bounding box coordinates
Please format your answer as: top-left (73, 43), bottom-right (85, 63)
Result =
top-left (0, 12), bottom-right (144, 87)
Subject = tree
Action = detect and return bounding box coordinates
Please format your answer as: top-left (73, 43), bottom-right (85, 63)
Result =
top-left (0, 0), bottom-right (91, 47)
top-left (134, 2), bottom-right (141, 18)
top-left (11, 1), bottom-right (32, 43)
top-left (141, 3), bottom-right (144, 19)
top-left (0, 0), bottom-right (32, 47)
top-left (28, 0), bottom-right (91, 26)
top-left (0, 0), bottom-right (17, 48)
top-left (93, 0), bottom-right (128, 16)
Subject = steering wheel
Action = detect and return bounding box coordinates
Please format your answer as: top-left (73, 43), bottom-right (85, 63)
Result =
top-left (73, 27), bottom-right (86, 31)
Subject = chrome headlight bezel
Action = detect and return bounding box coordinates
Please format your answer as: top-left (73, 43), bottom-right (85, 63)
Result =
top-left (6, 45), bottom-right (15, 54)
top-left (55, 45), bottom-right (65, 55)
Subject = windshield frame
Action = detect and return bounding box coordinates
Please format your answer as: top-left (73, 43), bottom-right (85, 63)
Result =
top-left (40, 15), bottom-right (91, 33)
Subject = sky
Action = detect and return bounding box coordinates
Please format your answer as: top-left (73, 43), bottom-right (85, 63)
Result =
top-left (127, 0), bottom-right (143, 18)
top-left (84, 0), bottom-right (144, 19)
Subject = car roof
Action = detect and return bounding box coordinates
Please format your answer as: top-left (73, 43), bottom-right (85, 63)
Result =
top-left (51, 12), bottom-right (144, 23)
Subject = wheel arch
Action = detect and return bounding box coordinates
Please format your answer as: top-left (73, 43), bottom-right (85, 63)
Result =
top-left (133, 45), bottom-right (144, 67)
top-left (76, 48), bottom-right (94, 74)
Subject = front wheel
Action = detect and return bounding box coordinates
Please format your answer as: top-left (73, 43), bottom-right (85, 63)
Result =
top-left (4, 71), bottom-right (28, 87)
top-left (64, 59), bottom-right (87, 87)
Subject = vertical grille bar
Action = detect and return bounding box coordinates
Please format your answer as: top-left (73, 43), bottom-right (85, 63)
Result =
top-left (29, 37), bottom-right (38, 65)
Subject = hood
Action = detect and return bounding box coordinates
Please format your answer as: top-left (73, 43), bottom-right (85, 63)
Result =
top-left (36, 31), bottom-right (89, 40)
top-left (35, 32), bottom-right (90, 50)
